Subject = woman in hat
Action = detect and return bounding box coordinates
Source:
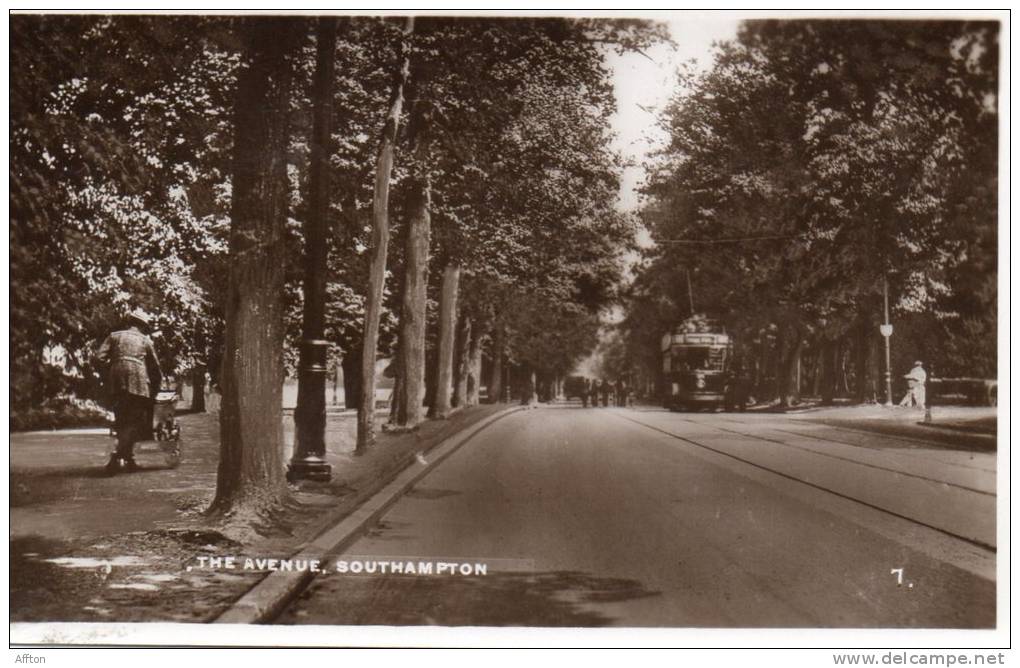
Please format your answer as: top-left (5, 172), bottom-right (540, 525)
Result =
top-left (97, 309), bottom-right (163, 473)
top-left (899, 360), bottom-right (927, 409)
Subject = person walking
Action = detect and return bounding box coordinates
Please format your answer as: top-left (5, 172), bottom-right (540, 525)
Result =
top-left (899, 360), bottom-right (927, 409)
top-left (97, 309), bottom-right (163, 473)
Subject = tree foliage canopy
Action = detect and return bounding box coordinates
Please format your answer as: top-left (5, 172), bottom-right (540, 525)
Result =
top-left (624, 19), bottom-right (998, 394)
top-left (11, 14), bottom-right (660, 409)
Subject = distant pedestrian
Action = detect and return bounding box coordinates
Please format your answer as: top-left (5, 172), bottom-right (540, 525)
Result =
top-left (899, 360), bottom-right (927, 409)
top-left (97, 309), bottom-right (163, 473)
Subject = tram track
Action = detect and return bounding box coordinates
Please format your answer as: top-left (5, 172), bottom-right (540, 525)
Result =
top-left (726, 420), bottom-right (995, 467)
top-left (673, 415), bottom-right (995, 495)
top-left (613, 411), bottom-right (996, 552)
top-left (722, 420), bottom-right (991, 473)
top-left (726, 417), bottom-right (996, 472)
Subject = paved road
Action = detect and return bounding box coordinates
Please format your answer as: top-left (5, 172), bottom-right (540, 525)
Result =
top-left (278, 405), bottom-right (996, 628)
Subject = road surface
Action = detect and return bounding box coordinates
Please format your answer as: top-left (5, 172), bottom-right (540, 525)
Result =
top-left (277, 405), bottom-right (996, 627)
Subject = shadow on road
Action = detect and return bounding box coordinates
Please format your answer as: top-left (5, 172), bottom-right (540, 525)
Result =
top-left (405, 486), bottom-right (462, 500)
top-left (278, 570), bottom-right (661, 626)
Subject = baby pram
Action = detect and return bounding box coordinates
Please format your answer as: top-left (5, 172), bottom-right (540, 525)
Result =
top-left (108, 388), bottom-right (182, 469)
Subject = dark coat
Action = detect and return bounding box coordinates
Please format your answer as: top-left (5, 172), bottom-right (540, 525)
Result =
top-left (97, 327), bottom-right (163, 399)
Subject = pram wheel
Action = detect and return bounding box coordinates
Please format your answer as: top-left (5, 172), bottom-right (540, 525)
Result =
top-left (162, 439), bottom-right (181, 469)
top-left (155, 416), bottom-right (181, 469)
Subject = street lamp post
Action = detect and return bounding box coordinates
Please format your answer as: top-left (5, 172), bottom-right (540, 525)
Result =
top-left (880, 275), bottom-right (894, 407)
top-left (288, 17), bottom-right (336, 482)
top-left (289, 339), bottom-right (333, 481)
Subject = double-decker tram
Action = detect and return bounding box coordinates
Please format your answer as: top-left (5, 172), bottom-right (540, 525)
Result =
top-left (661, 315), bottom-right (734, 411)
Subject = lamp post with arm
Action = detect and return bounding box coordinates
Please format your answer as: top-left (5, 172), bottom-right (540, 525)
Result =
top-left (880, 275), bottom-right (894, 407)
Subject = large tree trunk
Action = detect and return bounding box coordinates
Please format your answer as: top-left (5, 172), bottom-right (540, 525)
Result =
top-left (395, 179), bottom-right (431, 428)
top-left (854, 314), bottom-right (872, 403)
top-left (388, 347), bottom-right (403, 422)
top-left (810, 345), bottom-right (822, 398)
top-left (776, 325), bottom-right (804, 407)
top-left (868, 330), bottom-right (882, 405)
top-left (521, 365), bottom-right (538, 406)
top-left (332, 359), bottom-right (342, 406)
top-left (292, 17), bottom-right (337, 478)
top-left (424, 337), bottom-right (438, 415)
top-left (487, 325), bottom-right (505, 403)
top-left (191, 327), bottom-right (207, 413)
top-left (838, 339), bottom-right (851, 396)
top-left (341, 347), bottom-right (361, 410)
top-left (772, 330), bottom-right (785, 402)
top-left (451, 313), bottom-right (472, 408)
top-left (466, 324), bottom-right (484, 407)
top-left (432, 262), bottom-right (460, 418)
top-left (820, 339), bottom-right (836, 406)
top-left (357, 16), bottom-right (414, 454)
top-left (210, 17), bottom-right (301, 519)
top-left (755, 332), bottom-right (769, 400)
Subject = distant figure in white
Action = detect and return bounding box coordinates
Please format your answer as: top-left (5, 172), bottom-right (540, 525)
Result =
top-left (899, 360), bottom-right (927, 409)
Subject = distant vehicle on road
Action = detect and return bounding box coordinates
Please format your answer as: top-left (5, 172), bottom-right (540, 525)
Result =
top-left (661, 315), bottom-right (738, 411)
top-left (928, 377), bottom-right (998, 407)
top-left (564, 375), bottom-right (589, 401)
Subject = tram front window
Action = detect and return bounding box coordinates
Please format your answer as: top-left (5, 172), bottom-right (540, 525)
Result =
top-left (672, 347), bottom-right (726, 372)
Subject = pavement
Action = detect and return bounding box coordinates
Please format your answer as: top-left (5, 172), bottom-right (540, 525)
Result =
top-left (277, 404), bottom-right (996, 628)
top-left (787, 403), bottom-right (997, 451)
top-left (10, 401), bottom-right (511, 623)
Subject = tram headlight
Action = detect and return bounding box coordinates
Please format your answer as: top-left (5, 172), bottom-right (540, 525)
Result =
top-left (695, 375), bottom-right (706, 389)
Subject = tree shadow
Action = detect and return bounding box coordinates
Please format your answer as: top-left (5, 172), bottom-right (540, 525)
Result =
top-left (10, 463), bottom-right (177, 507)
top-left (279, 569), bottom-right (661, 627)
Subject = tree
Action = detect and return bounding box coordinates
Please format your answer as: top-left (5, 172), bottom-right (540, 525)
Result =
top-left (10, 16), bottom-right (236, 409)
top-left (209, 17), bottom-right (305, 522)
top-left (630, 19), bottom-right (999, 405)
top-left (407, 18), bottom-right (651, 409)
top-left (393, 172), bottom-right (432, 426)
top-left (356, 16), bottom-right (414, 453)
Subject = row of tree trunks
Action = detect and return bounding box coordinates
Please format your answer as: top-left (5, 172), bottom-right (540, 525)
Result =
top-left (356, 16), bottom-right (414, 454)
top-left (741, 325), bottom-right (892, 406)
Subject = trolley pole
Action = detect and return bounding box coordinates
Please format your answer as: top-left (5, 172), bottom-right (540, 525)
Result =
top-left (880, 275), bottom-right (894, 407)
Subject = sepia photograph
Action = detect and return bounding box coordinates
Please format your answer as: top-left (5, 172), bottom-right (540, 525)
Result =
top-left (8, 7), bottom-right (1007, 654)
